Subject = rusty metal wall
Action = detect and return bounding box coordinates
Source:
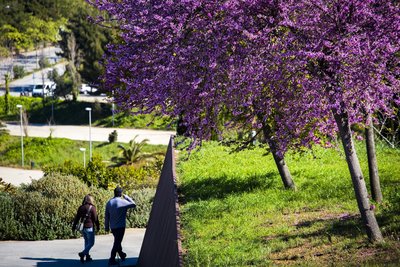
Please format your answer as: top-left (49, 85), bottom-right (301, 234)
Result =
top-left (137, 137), bottom-right (182, 267)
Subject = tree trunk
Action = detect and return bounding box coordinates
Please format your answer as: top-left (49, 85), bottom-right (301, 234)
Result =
top-left (261, 124), bottom-right (296, 190)
top-left (365, 120), bottom-right (383, 203)
top-left (4, 74), bottom-right (10, 115)
top-left (333, 110), bottom-right (383, 242)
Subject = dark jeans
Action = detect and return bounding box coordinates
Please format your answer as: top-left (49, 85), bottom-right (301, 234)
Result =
top-left (111, 227), bottom-right (125, 259)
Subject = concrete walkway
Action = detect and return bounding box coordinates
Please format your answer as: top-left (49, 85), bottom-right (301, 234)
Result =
top-left (5, 123), bottom-right (175, 145)
top-left (0, 228), bottom-right (145, 267)
top-left (0, 124), bottom-right (175, 185)
top-left (0, 166), bottom-right (43, 186)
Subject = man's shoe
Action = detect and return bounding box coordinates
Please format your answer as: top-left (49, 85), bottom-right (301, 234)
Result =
top-left (86, 254), bottom-right (93, 262)
top-left (119, 252), bottom-right (127, 261)
top-left (78, 252), bottom-right (85, 264)
top-left (108, 258), bottom-right (118, 265)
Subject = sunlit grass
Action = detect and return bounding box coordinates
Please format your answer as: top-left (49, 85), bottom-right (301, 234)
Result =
top-left (0, 134), bottom-right (166, 168)
top-left (177, 140), bottom-right (400, 266)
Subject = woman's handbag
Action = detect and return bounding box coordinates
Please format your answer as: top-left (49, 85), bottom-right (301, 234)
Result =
top-left (75, 205), bottom-right (92, 232)
top-left (76, 221), bottom-right (84, 232)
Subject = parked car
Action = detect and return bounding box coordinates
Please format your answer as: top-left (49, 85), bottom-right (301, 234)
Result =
top-left (79, 83), bottom-right (98, 95)
top-left (32, 82), bottom-right (56, 97)
top-left (20, 86), bottom-right (33, 96)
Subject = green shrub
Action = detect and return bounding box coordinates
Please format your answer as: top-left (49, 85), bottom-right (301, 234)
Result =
top-left (0, 173), bottom-right (155, 241)
top-left (93, 100), bottom-right (103, 118)
top-left (0, 177), bottom-right (16, 194)
top-left (44, 155), bottom-right (161, 191)
top-left (0, 193), bottom-right (18, 240)
top-left (13, 65), bottom-right (26, 79)
top-left (126, 187), bottom-right (156, 228)
top-left (112, 164), bottom-right (160, 190)
top-left (0, 121), bottom-right (8, 136)
top-left (38, 57), bottom-right (51, 68)
top-left (108, 130), bottom-right (118, 143)
top-left (0, 174), bottom-right (110, 240)
top-left (43, 155), bottom-right (113, 189)
top-left (86, 155), bottom-right (113, 188)
top-left (0, 96), bottom-right (41, 119)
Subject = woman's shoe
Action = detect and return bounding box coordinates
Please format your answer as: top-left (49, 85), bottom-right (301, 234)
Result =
top-left (108, 258), bottom-right (118, 265)
top-left (86, 254), bottom-right (93, 262)
top-left (78, 252), bottom-right (85, 263)
top-left (119, 252), bottom-right (127, 261)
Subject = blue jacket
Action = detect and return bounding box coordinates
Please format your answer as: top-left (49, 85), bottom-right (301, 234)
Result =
top-left (105, 195), bottom-right (136, 230)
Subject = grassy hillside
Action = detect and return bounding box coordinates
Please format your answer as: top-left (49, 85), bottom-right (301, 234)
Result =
top-left (177, 141), bottom-right (400, 266)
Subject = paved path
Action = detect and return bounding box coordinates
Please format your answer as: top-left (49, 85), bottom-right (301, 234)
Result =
top-left (0, 46), bottom-right (63, 87)
top-left (0, 228), bottom-right (145, 267)
top-left (5, 123), bottom-right (175, 145)
top-left (1, 124), bottom-right (175, 185)
top-left (0, 166), bottom-right (43, 186)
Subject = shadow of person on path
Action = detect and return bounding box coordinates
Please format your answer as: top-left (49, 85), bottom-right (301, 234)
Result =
top-left (21, 257), bottom-right (138, 267)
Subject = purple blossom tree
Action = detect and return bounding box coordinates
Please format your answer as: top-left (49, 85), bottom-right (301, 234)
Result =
top-left (278, 0), bottom-right (400, 242)
top-left (90, 0), bottom-right (333, 190)
top-left (90, 0), bottom-right (400, 242)
top-left (365, 119), bottom-right (383, 203)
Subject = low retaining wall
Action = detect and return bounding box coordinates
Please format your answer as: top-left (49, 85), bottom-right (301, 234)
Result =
top-left (137, 137), bottom-right (182, 267)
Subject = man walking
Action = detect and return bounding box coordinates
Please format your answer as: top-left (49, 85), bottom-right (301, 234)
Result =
top-left (105, 186), bottom-right (136, 265)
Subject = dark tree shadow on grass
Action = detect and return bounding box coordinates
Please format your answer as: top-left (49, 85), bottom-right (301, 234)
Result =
top-left (264, 215), bottom-right (364, 249)
top-left (307, 215), bottom-right (360, 237)
top-left (96, 142), bottom-right (111, 148)
top-left (376, 183), bottom-right (400, 238)
top-left (180, 172), bottom-right (276, 202)
top-left (266, 214), bottom-right (400, 265)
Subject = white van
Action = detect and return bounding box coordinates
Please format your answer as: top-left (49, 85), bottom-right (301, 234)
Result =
top-left (79, 83), bottom-right (98, 95)
top-left (32, 82), bottom-right (56, 97)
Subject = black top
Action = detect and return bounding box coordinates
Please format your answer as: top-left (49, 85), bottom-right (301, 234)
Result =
top-left (72, 203), bottom-right (100, 231)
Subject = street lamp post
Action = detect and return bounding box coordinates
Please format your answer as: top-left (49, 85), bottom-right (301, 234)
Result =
top-left (85, 107), bottom-right (92, 160)
top-left (112, 90), bottom-right (115, 127)
top-left (79, 148), bottom-right (86, 168)
top-left (16, 104), bottom-right (24, 166)
top-left (112, 103), bottom-right (115, 127)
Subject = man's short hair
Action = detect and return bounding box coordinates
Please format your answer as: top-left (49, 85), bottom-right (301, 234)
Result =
top-left (114, 186), bottom-right (123, 197)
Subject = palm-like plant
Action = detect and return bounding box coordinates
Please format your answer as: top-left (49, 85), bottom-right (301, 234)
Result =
top-left (112, 135), bottom-right (164, 167)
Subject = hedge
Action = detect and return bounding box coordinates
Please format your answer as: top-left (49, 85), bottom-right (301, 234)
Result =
top-left (0, 174), bottom-right (155, 241)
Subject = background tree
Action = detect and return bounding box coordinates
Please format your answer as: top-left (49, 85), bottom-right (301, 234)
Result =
top-left (64, 32), bottom-right (81, 101)
top-left (0, 0), bottom-right (113, 89)
top-left (3, 73), bottom-right (10, 115)
top-left (0, 24), bottom-right (30, 54)
top-left (22, 15), bottom-right (64, 52)
top-left (57, 1), bottom-right (116, 87)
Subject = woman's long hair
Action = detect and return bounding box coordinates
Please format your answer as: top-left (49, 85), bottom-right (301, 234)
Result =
top-left (82, 194), bottom-right (94, 205)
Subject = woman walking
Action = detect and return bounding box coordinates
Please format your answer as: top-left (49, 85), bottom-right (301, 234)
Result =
top-left (72, 194), bottom-right (100, 263)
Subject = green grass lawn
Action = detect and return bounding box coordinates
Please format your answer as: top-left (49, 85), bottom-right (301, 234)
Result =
top-left (0, 134), bottom-right (166, 168)
top-left (177, 141), bottom-right (400, 266)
